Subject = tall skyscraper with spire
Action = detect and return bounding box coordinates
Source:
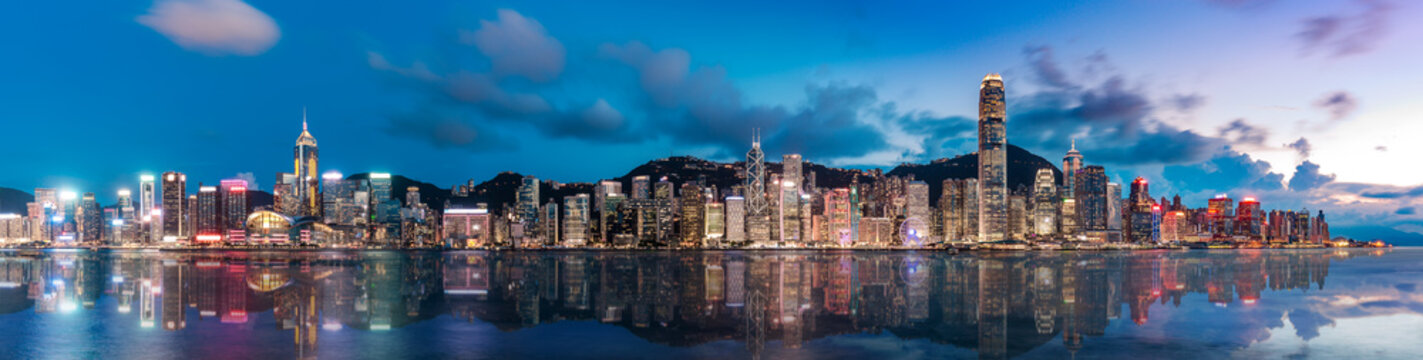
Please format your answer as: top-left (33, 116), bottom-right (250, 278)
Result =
top-left (294, 108), bottom-right (320, 217)
top-left (1062, 139), bottom-right (1083, 198)
top-left (745, 130), bottom-right (770, 245)
top-left (977, 74), bottom-right (1008, 241)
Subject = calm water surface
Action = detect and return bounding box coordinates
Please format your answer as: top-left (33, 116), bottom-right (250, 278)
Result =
top-left (1, 248), bottom-right (1419, 359)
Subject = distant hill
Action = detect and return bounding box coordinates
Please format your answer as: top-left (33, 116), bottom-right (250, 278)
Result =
top-left (0, 187), bottom-right (33, 214)
top-left (1331, 225), bottom-right (1423, 247)
top-left (887, 144), bottom-right (1062, 205)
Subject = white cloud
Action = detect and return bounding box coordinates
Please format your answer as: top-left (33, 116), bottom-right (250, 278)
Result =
top-left (459, 9), bottom-right (565, 82)
top-left (138, 0), bottom-right (280, 56)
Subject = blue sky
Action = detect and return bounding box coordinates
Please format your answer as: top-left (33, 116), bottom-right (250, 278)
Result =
top-left (1, 0), bottom-right (1420, 235)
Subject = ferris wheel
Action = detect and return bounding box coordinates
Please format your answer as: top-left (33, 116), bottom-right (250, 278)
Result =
top-left (899, 217), bottom-right (927, 247)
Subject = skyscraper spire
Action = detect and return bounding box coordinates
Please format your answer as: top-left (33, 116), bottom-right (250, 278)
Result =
top-left (1070, 138), bottom-right (1076, 151)
top-left (302, 106), bottom-right (308, 131)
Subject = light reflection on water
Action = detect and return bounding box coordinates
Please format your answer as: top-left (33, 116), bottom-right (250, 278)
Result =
top-left (0, 248), bottom-right (1417, 359)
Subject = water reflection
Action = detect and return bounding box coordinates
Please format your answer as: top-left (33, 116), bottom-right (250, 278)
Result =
top-left (0, 248), bottom-right (1410, 359)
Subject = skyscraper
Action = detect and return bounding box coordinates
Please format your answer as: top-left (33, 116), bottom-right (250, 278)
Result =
top-left (562, 194), bottom-right (589, 246)
top-left (140, 174), bottom-right (156, 218)
top-left (196, 186), bottom-right (221, 238)
top-left (1106, 183), bottom-right (1122, 231)
top-left (977, 74), bottom-right (1008, 242)
top-left (79, 192), bottom-right (100, 243)
top-left (1061, 140), bottom-right (1082, 198)
top-left (725, 196), bottom-right (746, 244)
top-left (745, 131), bottom-right (770, 245)
top-left (783, 154), bottom-right (803, 194)
top-left (161, 171), bottom-right (186, 241)
top-left (631, 175), bottom-right (651, 200)
top-left (1077, 166), bottom-right (1108, 231)
top-left (1032, 168), bottom-right (1057, 237)
top-left (824, 189), bottom-right (851, 246)
top-left (681, 183), bottom-right (706, 247)
top-left (293, 109), bottom-right (320, 217)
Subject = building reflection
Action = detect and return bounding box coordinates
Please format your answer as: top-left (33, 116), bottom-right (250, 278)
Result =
top-left (0, 249), bottom-right (1386, 359)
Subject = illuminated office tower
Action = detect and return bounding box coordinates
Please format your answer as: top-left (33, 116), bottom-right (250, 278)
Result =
top-left (783, 154), bottom-right (803, 194)
top-left (117, 189), bottom-right (134, 221)
top-left (562, 194), bottom-right (589, 246)
top-left (595, 180), bottom-right (621, 214)
top-left (631, 175), bottom-right (650, 200)
top-left (1032, 169), bottom-right (1057, 236)
top-left (30, 188), bottom-right (56, 242)
top-left (369, 173), bottom-right (400, 236)
top-left (654, 179), bottom-right (676, 244)
top-left (1077, 166), bottom-right (1108, 231)
top-left (1235, 197), bottom-right (1262, 238)
top-left (219, 179), bottom-right (249, 234)
top-left (705, 201), bottom-right (725, 246)
top-left (139, 175), bottom-right (156, 218)
top-left (185, 195), bottom-right (196, 239)
top-left (60, 191), bottom-right (77, 235)
top-left (160, 171), bottom-right (186, 241)
top-left (79, 193), bottom-right (100, 243)
top-left (725, 196), bottom-right (746, 244)
top-left (517, 175), bottom-right (540, 223)
top-left (1207, 195), bottom-right (1234, 237)
top-left (196, 186), bottom-right (220, 238)
top-left (977, 74), bottom-right (1008, 242)
top-left (321, 172), bottom-right (347, 223)
top-left (0, 214), bottom-right (24, 243)
top-left (778, 180), bottom-right (800, 245)
top-left (601, 193), bottom-right (626, 245)
top-left (1106, 183), bottom-right (1122, 230)
top-left (823, 189), bottom-right (851, 246)
top-left (906, 181), bottom-right (931, 241)
top-left (293, 109), bottom-right (320, 217)
top-left (745, 131), bottom-right (770, 244)
top-left (442, 208), bottom-right (491, 248)
top-left (1061, 140), bottom-right (1082, 198)
top-left (1007, 195), bottom-right (1027, 239)
top-left (680, 183), bottom-right (706, 247)
top-left (1126, 177), bottom-right (1155, 243)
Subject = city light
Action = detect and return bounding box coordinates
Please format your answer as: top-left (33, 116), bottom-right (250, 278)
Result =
top-left (371, 173), bottom-right (391, 179)
top-left (322, 171), bottom-right (344, 180)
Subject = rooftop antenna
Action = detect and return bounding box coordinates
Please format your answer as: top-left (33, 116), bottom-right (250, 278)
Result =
top-left (1070, 138), bottom-right (1076, 151)
top-left (302, 106), bottom-right (308, 131)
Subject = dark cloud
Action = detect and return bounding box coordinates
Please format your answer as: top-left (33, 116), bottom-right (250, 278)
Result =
top-left (894, 110), bottom-right (975, 160)
top-left (1296, 0), bottom-right (1393, 58)
top-left (1360, 186), bottom-right (1423, 199)
top-left (600, 41), bottom-right (898, 160)
top-left (1288, 160), bottom-right (1336, 191)
top-left (384, 109), bottom-right (513, 152)
top-left (458, 9), bottom-right (565, 82)
top-left (1218, 119), bottom-right (1269, 146)
top-left (1313, 91), bottom-right (1359, 121)
top-left (1397, 207), bottom-right (1416, 215)
top-left (1163, 149), bottom-right (1285, 193)
top-left (1171, 93), bottom-right (1207, 113)
top-left (1286, 137), bottom-right (1311, 158)
top-left (1023, 45), bottom-right (1073, 89)
top-left (1008, 48), bottom-right (1228, 166)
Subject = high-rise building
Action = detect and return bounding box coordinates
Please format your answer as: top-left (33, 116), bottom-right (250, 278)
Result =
top-left (725, 196), bottom-right (746, 244)
top-left (562, 194), bottom-right (589, 246)
top-left (140, 175), bottom-right (156, 218)
top-left (1235, 197), bottom-right (1262, 239)
top-left (977, 74), bottom-right (1008, 242)
top-left (293, 110), bottom-right (320, 217)
top-left (632, 175), bottom-right (651, 200)
top-left (517, 175), bottom-right (540, 223)
top-left (1032, 168), bottom-right (1058, 237)
top-left (595, 180), bottom-right (621, 215)
top-left (196, 186), bottom-right (221, 239)
top-left (161, 171), bottom-right (186, 241)
top-left (680, 183), bottom-right (706, 247)
top-left (219, 179), bottom-right (249, 241)
top-left (274, 172), bottom-right (299, 216)
top-left (939, 178), bottom-right (980, 242)
top-left (1007, 195), bottom-right (1028, 240)
top-left (79, 192), bottom-right (100, 243)
top-left (824, 189), bottom-right (852, 246)
top-left (777, 180), bottom-right (800, 245)
top-left (1208, 194), bottom-right (1234, 238)
top-left (783, 154), bottom-right (803, 194)
top-left (745, 131), bottom-right (770, 245)
top-left (1106, 183), bottom-right (1122, 230)
top-left (1126, 177), bottom-right (1155, 243)
top-left (1062, 140), bottom-right (1083, 198)
top-left (906, 181), bottom-right (931, 242)
top-left (442, 208), bottom-right (491, 248)
top-left (705, 201), bottom-right (725, 246)
top-left (1077, 166), bottom-right (1108, 231)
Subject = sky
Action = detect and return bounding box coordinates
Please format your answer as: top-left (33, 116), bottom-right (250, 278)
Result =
top-left (1, 0), bottom-right (1419, 236)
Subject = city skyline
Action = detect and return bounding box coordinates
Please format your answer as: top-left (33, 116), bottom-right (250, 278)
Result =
top-left (2, 1), bottom-right (1419, 240)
